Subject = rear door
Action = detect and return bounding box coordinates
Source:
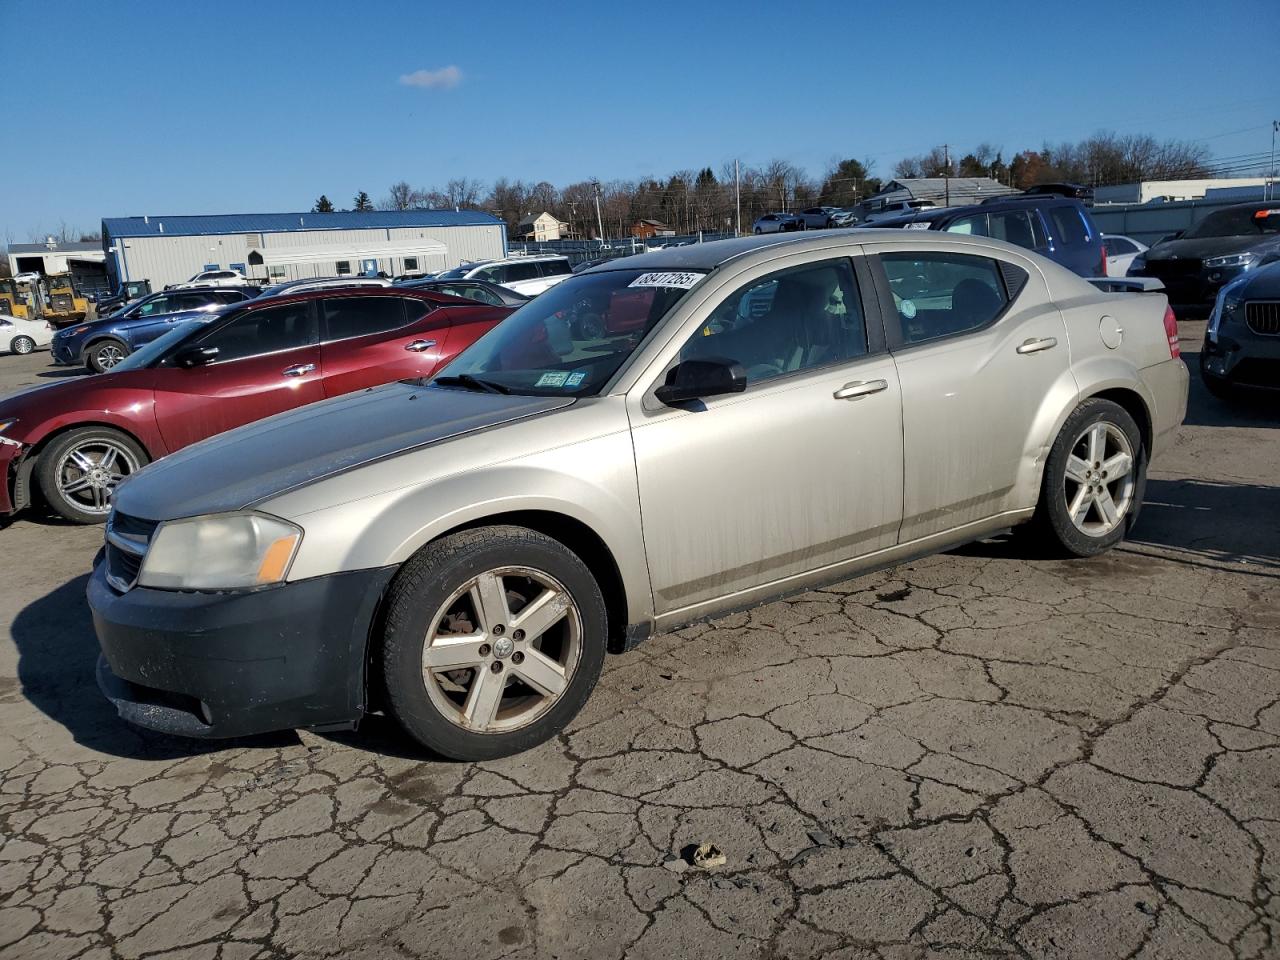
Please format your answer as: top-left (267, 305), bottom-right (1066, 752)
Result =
top-left (1045, 203), bottom-right (1103, 276)
top-left (867, 243), bottom-right (1075, 541)
top-left (150, 300), bottom-right (324, 452)
top-left (318, 294), bottom-right (451, 397)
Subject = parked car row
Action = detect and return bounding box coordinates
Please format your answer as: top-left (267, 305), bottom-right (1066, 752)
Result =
top-left (77, 229), bottom-right (1187, 760)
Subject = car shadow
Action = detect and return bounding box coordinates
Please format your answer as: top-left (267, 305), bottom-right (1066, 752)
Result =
top-left (11, 573), bottom-right (299, 759)
top-left (36, 368), bottom-right (88, 380)
top-left (1180, 342), bottom-right (1276, 429)
top-left (1129, 477), bottom-right (1280, 572)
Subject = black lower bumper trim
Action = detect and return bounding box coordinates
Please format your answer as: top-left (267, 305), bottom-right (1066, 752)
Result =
top-left (89, 562), bottom-right (396, 739)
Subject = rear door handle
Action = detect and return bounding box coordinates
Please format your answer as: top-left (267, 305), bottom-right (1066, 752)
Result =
top-left (405, 339), bottom-right (437, 352)
top-left (282, 363), bottom-right (316, 377)
top-left (833, 379), bottom-right (888, 400)
top-left (1016, 336), bottom-right (1058, 355)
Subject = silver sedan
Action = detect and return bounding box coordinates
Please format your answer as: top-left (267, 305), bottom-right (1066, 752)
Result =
top-left (92, 231), bottom-right (1189, 760)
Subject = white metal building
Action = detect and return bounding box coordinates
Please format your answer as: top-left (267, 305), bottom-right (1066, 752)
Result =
top-left (7, 239), bottom-right (107, 277)
top-left (1092, 178), bottom-right (1268, 205)
top-left (100, 210), bottom-right (508, 290)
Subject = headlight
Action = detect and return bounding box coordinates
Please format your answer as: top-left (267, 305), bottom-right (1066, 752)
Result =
top-left (60, 325), bottom-right (91, 338)
top-left (138, 512), bottom-right (302, 590)
top-left (1207, 276), bottom-right (1249, 341)
top-left (1203, 252), bottom-right (1258, 270)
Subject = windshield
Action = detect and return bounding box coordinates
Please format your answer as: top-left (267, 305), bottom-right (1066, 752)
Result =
top-left (435, 268), bottom-right (705, 396)
top-left (111, 321), bottom-right (205, 372)
top-left (1184, 207), bottom-right (1280, 239)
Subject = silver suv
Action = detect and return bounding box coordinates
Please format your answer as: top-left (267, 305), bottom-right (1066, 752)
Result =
top-left (91, 231), bottom-right (1188, 759)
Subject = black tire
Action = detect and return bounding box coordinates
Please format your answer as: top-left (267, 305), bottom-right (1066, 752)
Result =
top-left (10, 336), bottom-right (35, 355)
top-left (36, 426), bottom-right (149, 524)
top-left (86, 339), bottom-right (129, 373)
top-left (1027, 399), bottom-right (1145, 558)
top-left (753, 227), bottom-right (763, 235)
top-left (381, 525), bottom-right (608, 761)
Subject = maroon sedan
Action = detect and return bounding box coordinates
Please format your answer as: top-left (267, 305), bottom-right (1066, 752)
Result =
top-left (0, 287), bottom-right (510, 523)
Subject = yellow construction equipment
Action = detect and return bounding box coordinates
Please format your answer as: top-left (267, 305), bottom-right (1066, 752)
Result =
top-left (0, 278), bottom-right (32, 319)
top-left (40, 273), bottom-right (89, 325)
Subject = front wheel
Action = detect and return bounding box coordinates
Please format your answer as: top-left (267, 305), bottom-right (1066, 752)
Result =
top-left (1028, 399), bottom-right (1145, 557)
top-left (380, 525), bottom-right (607, 760)
top-left (86, 339), bottom-right (129, 373)
top-left (36, 427), bottom-right (149, 524)
top-left (10, 336), bottom-right (35, 355)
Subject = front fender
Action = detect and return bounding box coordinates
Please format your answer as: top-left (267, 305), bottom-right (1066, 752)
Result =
top-left (282, 430), bottom-right (654, 627)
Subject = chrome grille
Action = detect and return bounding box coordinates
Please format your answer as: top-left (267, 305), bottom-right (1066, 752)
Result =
top-left (1245, 300), bottom-right (1280, 336)
top-left (105, 512), bottom-right (158, 592)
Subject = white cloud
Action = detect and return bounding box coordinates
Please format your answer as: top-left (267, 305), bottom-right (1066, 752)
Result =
top-left (398, 66), bottom-right (462, 90)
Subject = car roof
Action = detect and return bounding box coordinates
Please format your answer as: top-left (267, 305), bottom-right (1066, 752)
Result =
top-left (476, 254), bottom-right (569, 265)
top-left (580, 228), bottom-right (1031, 274)
top-left (248, 286), bottom-right (456, 307)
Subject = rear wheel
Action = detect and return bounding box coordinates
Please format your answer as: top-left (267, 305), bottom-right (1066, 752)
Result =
top-left (1029, 399), bottom-right (1144, 557)
top-left (36, 427), bottom-right (149, 524)
top-left (381, 525), bottom-right (607, 760)
top-left (10, 336), bottom-right (35, 355)
top-left (86, 339), bottom-right (129, 373)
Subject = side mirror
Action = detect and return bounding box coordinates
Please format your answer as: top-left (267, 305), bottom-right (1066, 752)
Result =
top-left (174, 345), bottom-right (219, 368)
top-left (654, 357), bottom-right (747, 406)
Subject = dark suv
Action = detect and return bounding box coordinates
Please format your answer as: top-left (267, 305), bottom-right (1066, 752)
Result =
top-left (1129, 202), bottom-right (1280, 315)
top-left (52, 287), bottom-right (259, 372)
top-left (873, 196), bottom-right (1107, 278)
top-left (1201, 259), bottom-right (1280, 396)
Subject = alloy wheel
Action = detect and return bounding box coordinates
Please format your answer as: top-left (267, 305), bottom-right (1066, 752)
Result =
top-left (1063, 421), bottom-right (1135, 538)
top-left (95, 343), bottom-right (125, 369)
top-left (13, 336), bottom-right (34, 355)
top-left (56, 440), bottom-right (140, 515)
top-left (421, 566), bottom-right (582, 734)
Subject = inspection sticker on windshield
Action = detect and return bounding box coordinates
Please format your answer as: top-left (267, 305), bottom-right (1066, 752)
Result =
top-left (565, 371), bottom-right (587, 387)
top-left (535, 371), bottom-right (569, 387)
top-left (629, 271), bottom-right (702, 290)
top-left (904, 222), bottom-right (931, 230)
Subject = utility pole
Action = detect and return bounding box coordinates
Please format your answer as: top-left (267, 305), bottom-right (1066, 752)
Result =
top-left (591, 179), bottom-right (605, 247)
top-left (1269, 121), bottom-right (1278, 201)
top-left (943, 143), bottom-right (951, 207)
top-left (735, 159), bottom-right (742, 235)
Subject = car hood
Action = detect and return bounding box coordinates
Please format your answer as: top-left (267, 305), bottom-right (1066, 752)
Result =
top-left (1226, 260), bottom-right (1280, 299)
top-left (112, 382), bottom-right (577, 522)
top-left (1145, 235), bottom-right (1277, 261)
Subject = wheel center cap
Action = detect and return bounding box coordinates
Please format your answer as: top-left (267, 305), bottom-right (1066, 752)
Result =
top-left (493, 637), bottom-right (515, 659)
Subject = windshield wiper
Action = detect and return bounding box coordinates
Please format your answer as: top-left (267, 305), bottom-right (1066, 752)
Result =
top-left (433, 374), bottom-right (512, 395)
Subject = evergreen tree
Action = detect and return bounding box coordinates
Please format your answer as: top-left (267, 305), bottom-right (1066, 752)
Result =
top-left (353, 191), bottom-right (373, 211)
top-left (312, 195), bottom-right (335, 213)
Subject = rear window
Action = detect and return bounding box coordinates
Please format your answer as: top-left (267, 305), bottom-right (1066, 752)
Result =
top-left (322, 296), bottom-right (410, 341)
top-left (1047, 206), bottom-right (1091, 247)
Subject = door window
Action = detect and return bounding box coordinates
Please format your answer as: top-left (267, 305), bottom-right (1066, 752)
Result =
top-left (679, 258), bottom-right (867, 385)
top-left (987, 210), bottom-right (1037, 249)
top-left (539, 259), bottom-right (572, 277)
top-left (322, 296), bottom-right (412, 341)
top-left (505, 262), bottom-right (541, 283)
top-left (1047, 206), bottom-right (1090, 247)
top-left (945, 214), bottom-right (988, 236)
top-left (1106, 237), bottom-right (1136, 255)
top-left (136, 296), bottom-right (171, 316)
top-left (195, 301), bottom-right (318, 363)
top-left (880, 252), bottom-right (1010, 345)
top-left (442, 283), bottom-right (502, 305)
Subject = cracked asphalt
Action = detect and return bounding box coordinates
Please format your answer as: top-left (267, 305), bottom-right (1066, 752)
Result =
top-left (2, 321), bottom-right (1278, 959)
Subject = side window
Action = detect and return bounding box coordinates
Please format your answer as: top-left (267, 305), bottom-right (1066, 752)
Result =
top-left (475, 265), bottom-right (504, 283)
top-left (403, 297), bottom-right (434, 322)
top-left (451, 284), bottom-right (501, 306)
top-left (988, 211), bottom-right (1037, 249)
top-left (137, 296), bottom-right (170, 316)
top-left (213, 290), bottom-right (247, 304)
top-left (679, 258), bottom-right (867, 385)
top-left (880, 252), bottom-right (1009, 345)
top-left (1106, 237), bottom-right (1135, 255)
top-left (945, 214), bottom-right (988, 237)
top-left (197, 302), bottom-right (317, 363)
top-left (1048, 206), bottom-right (1089, 247)
top-left (1029, 212), bottom-right (1050, 248)
top-left (322, 296), bottom-right (411, 341)
top-left (507, 262), bottom-right (541, 283)
top-left (540, 259), bottom-right (571, 277)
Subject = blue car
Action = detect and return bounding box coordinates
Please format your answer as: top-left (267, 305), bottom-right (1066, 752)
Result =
top-left (52, 287), bottom-right (258, 372)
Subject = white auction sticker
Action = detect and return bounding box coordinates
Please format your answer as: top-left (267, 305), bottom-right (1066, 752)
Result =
top-left (904, 222), bottom-right (931, 230)
top-left (629, 271), bottom-right (703, 290)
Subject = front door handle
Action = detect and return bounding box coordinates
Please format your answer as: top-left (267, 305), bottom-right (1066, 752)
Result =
top-left (282, 363), bottom-right (316, 377)
top-left (833, 379), bottom-right (888, 401)
top-left (1016, 336), bottom-right (1058, 355)
top-left (405, 339), bottom-right (437, 353)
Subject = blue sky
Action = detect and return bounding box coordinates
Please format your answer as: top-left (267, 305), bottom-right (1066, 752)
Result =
top-left (2, 0), bottom-right (1277, 240)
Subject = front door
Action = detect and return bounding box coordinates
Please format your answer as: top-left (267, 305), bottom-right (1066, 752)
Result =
top-left (151, 299), bottom-right (324, 452)
top-left (629, 254), bottom-right (904, 620)
top-left (868, 244), bottom-right (1075, 541)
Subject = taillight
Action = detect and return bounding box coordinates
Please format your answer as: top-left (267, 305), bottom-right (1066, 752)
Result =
top-left (1163, 305), bottom-right (1180, 359)
top-left (1099, 244), bottom-right (1108, 277)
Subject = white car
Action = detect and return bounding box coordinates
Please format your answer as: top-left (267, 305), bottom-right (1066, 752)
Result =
top-left (1102, 235), bottom-right (1148, 276)
top-left (0, 314), bottom-right (55, 355)
top-left (174, 269), bottom-right (251, 289)
top-left (862, 199), bottom-right (940, 224)
top-left (435, 256), bottom-right (572, 297)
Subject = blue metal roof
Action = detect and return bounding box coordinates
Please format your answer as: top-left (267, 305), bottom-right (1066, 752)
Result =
top-left (102, 209), bottom-right (505, 239)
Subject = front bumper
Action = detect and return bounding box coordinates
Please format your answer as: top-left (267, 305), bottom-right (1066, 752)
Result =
top-left (1202, 325), bottom-right (1280, 390)
top-left (90, 561), bottom-right (396, 738)
top-left (50, 339), bottom-right (79, 365)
